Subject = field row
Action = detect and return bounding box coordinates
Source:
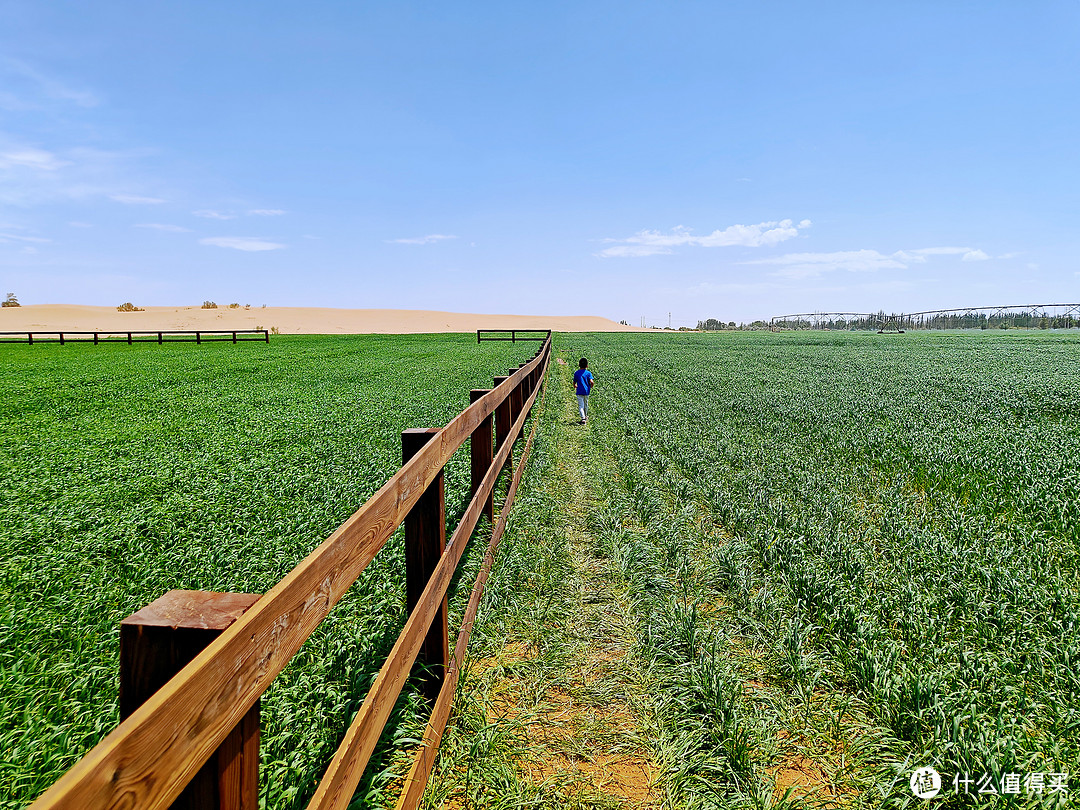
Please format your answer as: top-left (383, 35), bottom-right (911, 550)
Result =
top-left (431, 331), bottom-right (1079, 809)
top-left (584, 332), bottom-right (1080, 804)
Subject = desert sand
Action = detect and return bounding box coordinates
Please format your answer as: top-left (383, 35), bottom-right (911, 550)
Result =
top-left (0, 305), bottom-right (644, 334)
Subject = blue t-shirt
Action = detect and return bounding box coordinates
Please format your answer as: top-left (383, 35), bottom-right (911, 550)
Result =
top-left (574, 368), bottom-right (594, 396)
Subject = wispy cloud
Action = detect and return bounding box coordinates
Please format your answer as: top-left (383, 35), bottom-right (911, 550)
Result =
top-left (749, 250), bottom-right (906, 279)
top-left (193, 209), bottom-right (236, 220)
top-left (907, 246), bottom-right (972, 256)
top-left (387, 233), bottom-right (458, 245)
top-left (0, 232), bottom-right (50, 244)
top-left (0, 147), bottom-right (68, 171)
top-left (68, 221), bottom-right (93, 228)
top-left (199, 236), bottom-right (285, 252)
top-left (3, 58), bottom-right (98, 108)
top-left (248, 209), bottom-right (285, 216)
top-left (748, 244), bottom-right (994, 279)
top-left (0, 140), bottom-right (164, 206)
top-left (598, 219), bottom-right (811, 258)
top-left (135, 223), bottom-right (191, 233)
top-left (111, 194), bottom-right (166, 205)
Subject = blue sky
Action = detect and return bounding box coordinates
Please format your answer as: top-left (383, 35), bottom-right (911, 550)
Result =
top-left (1, 1), bottom-right (1078, 325)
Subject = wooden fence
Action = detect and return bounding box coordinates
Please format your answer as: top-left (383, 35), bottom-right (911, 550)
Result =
top-left (29, 334), bottom-right (553, 810)
top-left (0, 329), bottom-right (270, 345)
top-left (476, 328), bottom-right (551, 343)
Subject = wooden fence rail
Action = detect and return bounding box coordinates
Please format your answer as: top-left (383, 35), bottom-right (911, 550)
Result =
top-left (0, 329), bottom-right (270, 345)
top-left (29, 335), bottom-right (552, 810)
top-left (476, 328), bottom-right (551, 343)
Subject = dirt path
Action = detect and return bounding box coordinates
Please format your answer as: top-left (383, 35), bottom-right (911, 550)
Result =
top-left (448, 352), bottom-right (664, 808)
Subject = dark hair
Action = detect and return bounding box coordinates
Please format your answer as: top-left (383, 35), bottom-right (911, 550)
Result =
top-left (579, 358), bottom-right (588, 369)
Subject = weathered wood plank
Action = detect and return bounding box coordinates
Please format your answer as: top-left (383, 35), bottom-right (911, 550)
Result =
top-left (120, 591), bottom-right (261, 810)
top-left (469, 390), bottom-right (494, 522)
top-left (393, 354), bottom-right (548, 810)
top-left (402, 428), bottom-right (448, 705)
top-left (305, 363), bottom-right (547, 810)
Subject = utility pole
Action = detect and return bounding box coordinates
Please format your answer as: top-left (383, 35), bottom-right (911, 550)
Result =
top-left (668, 312), bottom-right (671, 329)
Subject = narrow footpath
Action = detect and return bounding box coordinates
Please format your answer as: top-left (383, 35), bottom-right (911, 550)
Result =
top-left (426, 350), bottom-right (664, 809)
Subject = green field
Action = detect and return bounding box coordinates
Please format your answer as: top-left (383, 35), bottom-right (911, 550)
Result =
top-left (431, 331), bottom-right (1080, 809)
top-left (3, 331), bottom-right (1079, 809)
top-left (0, 334), bottom-right (533, 809)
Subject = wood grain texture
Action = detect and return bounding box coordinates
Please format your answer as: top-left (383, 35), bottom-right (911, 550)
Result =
top-left (402, 428), bottom-right (448, 705)
top-left (306, 353), bottom-right (548, 810)
top-left (393, 352), bottom-right (549, 810)
top-left (29, 340), bottom-right (550, 810)
top-left (120, 591), bottom-right (261, 810)
top-left (469, 390), bottom-right (495, 522)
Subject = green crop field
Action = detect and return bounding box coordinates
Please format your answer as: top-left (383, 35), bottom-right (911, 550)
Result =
top-left (429, 330), bottom-right (1080, 810)
top-left (4, 330), bottom-right (1079, 810)
top-left (0, 334), bottom-right (534, 809)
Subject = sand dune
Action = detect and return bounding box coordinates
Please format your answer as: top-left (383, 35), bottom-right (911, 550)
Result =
top-left (0, 305), bottom-right (644, 334)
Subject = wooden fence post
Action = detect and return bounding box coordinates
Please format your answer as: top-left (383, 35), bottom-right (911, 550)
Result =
top-left (120, 590), bottom-right (261, 810)
top-left (470, 390), bottom-right (494, 522)
top-left (508, 369), bottom-right (524, 436)
top-left (493, 376), bottom-right (511, 474)
top-left (402, 428), bottom-right (449, 705)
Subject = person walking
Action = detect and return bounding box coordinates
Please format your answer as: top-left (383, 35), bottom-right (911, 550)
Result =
top-left (573, 357), bottom-right (594, 424)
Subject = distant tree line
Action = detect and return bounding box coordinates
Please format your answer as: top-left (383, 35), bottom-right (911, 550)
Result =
top-left (769, 311), bottom-right (1079, 331)
top-left (696, 318), bottom-right (769, 331)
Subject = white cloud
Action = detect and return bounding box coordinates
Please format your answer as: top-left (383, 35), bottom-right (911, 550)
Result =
top-left (3, 59), bottom-right (98, 108)
top-left (67, 221), bottom-right (93, 228)
top-left (199, 236), bottom-right (285, 252)
top-left (388, 234), bottom-right (459, 244)
top-left (599, 244), bottom-right (673, 258)
top-left (746, 242), bottom-right (997, 279)
top-left (908, 246), bottom-right (972, 256)
top-left (748, 249), bottom-right (907, 279)
top-left (193, 209), bottom-right (236, 220)
top-left (0, 232), bottom-right (50, 244)
top-left (111, 194), bottom-right (166, 205)
top-left (598, 219), bottom-right (810, 258)
top-left (135, 223), bottom-right (191, 233)
top-left (0, 148), bottom-right (68, 171)
top-left (248, 209), bottom-right (285, 216)
top-left (0, 142), bottom-right (166, 206)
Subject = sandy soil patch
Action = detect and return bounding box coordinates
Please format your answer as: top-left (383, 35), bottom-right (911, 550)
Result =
top-left (0, 305), bottom-right (647, 334)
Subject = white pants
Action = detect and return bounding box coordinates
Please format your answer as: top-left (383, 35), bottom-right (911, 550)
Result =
top-left (577, 394), bottom-right (589, 421)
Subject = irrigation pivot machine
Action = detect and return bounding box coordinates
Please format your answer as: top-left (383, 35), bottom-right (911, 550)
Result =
top-left (769, 303), bottom-right (1080, 333)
